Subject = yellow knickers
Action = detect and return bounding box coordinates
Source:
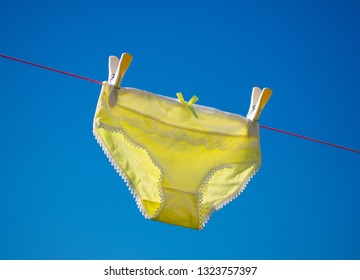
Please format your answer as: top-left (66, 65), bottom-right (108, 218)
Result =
top-left (93, 53), bottom-right (271, 229)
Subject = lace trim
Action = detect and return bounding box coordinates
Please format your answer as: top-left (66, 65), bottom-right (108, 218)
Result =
top-left (93, 124), bottom-right (164, 220)
top-left (198, 163), bottom-right (261, 230)
top-left (107, 106), bottom-right (250, 151)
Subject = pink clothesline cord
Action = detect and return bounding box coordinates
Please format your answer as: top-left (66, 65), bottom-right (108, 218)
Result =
top-left (1, 53), bottom-right (359, 154)
top-left (0, 53), bottom-right (102, 85)
top-left (260, 125), bottom-right (359, 154)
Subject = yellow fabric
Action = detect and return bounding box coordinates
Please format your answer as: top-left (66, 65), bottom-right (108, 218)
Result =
top-left (93, 82), bottom-right (262, 229)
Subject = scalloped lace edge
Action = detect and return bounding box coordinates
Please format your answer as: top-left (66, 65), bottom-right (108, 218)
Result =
top-left (199, 163), bottom-right (261, 230)
top-left (93, 125), bottom-right (164, 220)
top-left (94, 123), bottom-right (260, 230)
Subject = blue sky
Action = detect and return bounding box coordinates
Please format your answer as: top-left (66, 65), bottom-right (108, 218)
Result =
top-left (0, 0), bottom-right (359, 259)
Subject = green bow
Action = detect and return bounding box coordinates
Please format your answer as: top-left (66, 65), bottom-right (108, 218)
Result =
top-left (176, 92), bottom-right (199, 119)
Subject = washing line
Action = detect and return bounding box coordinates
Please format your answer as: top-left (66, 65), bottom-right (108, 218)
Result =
top-left (0, 53), bottom-right (102, 85)
top-left (1, 53), bottom-right (359, 154)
